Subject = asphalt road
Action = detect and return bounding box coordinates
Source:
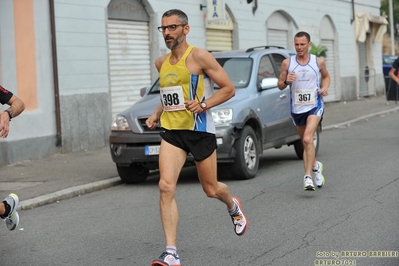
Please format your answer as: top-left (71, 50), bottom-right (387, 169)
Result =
top-left (1, 111), bottom-right (399, 266)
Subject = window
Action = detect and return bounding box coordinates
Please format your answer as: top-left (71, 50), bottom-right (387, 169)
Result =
top-left (271, 53), bottom-right (287, 77)
top-left (217, 58), bottom-right (252, 88)
top-left (258, 56), bottom-right (275, 83)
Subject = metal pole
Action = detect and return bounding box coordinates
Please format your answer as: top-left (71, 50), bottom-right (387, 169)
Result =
top-left (49, 0), bottom-right (62, 147)
top-left (389, 0), bottom-right (395, 55)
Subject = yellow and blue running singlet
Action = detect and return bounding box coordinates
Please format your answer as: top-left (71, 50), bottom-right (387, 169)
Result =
top-left (159, 46), bottom-right (215, 134)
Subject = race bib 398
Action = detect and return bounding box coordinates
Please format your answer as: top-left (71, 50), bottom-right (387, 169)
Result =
top-left (160, 86), bottom-right (186, 111)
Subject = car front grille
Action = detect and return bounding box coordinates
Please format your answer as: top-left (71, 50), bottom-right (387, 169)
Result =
top-left (138, 117), bottom-right (163, 132)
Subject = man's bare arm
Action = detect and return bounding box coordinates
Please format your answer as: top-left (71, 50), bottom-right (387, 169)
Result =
top-left (146, 56), bottom-right (167, 130)
top-left (193, 48), bottom-right (235, 108)
top-left (278, 59), bottom-right (289, 90)
top-left (389, 67), bottom-right (399, 84)
top-left (7, 95), bottom-right (25, 118)
top-left (318, 57), bottom-right (330, 96)
top-left (0, 95), bottom-right (25, 138)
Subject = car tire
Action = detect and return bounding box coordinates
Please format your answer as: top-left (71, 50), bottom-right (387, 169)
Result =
top-left (294, 124), bottom-right (320, 159)
top-left (230, 126), bottom-right (259, 180)
top-left (116, 163), bottom-right (149, 184)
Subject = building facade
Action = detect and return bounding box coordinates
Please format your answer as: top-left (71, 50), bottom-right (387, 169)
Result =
top-left (0, 0), bottom-right (387, 164)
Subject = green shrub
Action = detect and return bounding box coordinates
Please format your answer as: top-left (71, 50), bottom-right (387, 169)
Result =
top-left (309, 43), bottom-right (328, 58)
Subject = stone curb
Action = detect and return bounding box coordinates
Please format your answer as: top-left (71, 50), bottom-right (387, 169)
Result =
top-left (323, 106), bottom-right (399, 131)
top-left (18, 177), bottom-right (122, 211)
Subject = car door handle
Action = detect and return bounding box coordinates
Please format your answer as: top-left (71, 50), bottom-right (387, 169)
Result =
top-left (279, 94), bottom-right (287, 99)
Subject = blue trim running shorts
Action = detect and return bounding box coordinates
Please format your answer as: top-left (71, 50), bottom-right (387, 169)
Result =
top-left (291, 106), bottom-right (324, 127)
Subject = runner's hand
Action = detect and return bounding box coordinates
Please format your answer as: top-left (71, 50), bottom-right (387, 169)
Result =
top-left (146, 113), bottom-right (159, 130)
top-left (318, 87), bottom-right (328, 97)
top-left (0, 112), bottom-right (10, 138)
top-left (185, 100), bottom-right (203, 114)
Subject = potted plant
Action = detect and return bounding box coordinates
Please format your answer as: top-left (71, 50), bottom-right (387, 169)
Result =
top-left (309, 43), bottom-right (328, 87)
top-left (309, 43), bottom-right (327, 58)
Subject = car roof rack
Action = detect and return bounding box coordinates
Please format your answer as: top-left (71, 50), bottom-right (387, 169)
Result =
top-left (246, 45), bottom-right (285, 52)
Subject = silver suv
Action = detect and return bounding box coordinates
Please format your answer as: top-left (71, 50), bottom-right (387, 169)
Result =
top-left (109, 46), bottom-right (320, 184)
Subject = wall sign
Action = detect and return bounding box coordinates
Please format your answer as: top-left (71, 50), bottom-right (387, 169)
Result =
top-left (205, 0), bottom-right (233, 30)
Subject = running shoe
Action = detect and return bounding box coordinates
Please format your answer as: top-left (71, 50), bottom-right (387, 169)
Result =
top-left (230, 197), bottom-right (248, 236)
top-left (1, 193), bottom-right (20, 231)
top-left (6, 212), bottom-right (19, 231)
top-left (313, 161), bottom-right (325, 188)
top-left (303, 176), bottom-right (315, 191)
top-left (151, 252), bottom-right (181, 266)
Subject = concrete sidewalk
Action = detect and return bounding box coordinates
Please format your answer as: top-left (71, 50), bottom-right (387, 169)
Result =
top-left (1, 94), bottom-right (398, 211)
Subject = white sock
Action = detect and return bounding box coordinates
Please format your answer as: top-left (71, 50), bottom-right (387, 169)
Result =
top-left (166, 246), bottom-right (177, 255)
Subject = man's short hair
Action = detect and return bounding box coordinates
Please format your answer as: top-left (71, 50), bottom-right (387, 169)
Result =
top-left (295, 31), bottom-right (311, 42)
top-left (162, 9), bottom-right (189, 25)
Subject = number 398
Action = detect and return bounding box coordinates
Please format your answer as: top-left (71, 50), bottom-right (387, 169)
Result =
top-left (163, 93), bottom-right (180, 106)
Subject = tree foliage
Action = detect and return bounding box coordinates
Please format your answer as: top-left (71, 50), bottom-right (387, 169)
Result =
top-left (381, 0), bottom-right (399, 37)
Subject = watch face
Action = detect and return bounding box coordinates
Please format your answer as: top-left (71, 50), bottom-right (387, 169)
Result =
top-left (201, 102), bottom-right (207, 108)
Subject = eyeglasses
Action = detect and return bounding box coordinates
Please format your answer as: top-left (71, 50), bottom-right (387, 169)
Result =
top-left (157, 24), bottom-right (186, 32)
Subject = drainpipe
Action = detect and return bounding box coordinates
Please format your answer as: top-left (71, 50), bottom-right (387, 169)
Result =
top-left (49, 0), bottom-right (62, 147)
top-left (389, 0), bottom-right (395, 55)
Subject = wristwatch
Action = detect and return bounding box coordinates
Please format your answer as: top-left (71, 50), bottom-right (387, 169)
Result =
top-left (200, 102), bottom-right (207, 112)
top-left (284, 79), bottom-right (290, 85)
top-left (4, 109), bottom-right (13, 121)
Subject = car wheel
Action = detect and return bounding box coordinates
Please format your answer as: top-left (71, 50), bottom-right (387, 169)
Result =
top-left (230, 126), bottom-right (259, 180)
top-left (116, 163), bottom-right (149, 184)
top-left (294, 125), bottom-right (320, 159)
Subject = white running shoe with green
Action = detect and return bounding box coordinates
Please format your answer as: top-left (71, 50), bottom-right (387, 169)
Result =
top-left (1, 193), bottom-right (20, 231)
top-left (303, 176), bottom-right (315, 191)
top-left (313, 161), bottom-right (325, 188)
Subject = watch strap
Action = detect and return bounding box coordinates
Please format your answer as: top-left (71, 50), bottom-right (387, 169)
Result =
top-left (4, 109), bottom-right (12, 121)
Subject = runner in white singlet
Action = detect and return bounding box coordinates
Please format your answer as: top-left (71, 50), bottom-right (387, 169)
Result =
top-left (288, 54), bottom-right (323, 114)
top-left (278, 31), bottom-right (330, 192)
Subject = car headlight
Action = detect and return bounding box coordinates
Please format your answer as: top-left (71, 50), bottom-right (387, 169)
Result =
top-left (212, 108), bottom-right (233, 126)
top-left (111, 115), bottom-right (131, 131)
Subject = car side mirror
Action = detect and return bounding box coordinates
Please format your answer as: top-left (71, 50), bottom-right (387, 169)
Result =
top-left (260, 77), bottom-right (278, 90)
top-left (140, 86), bottom-right (150, 97)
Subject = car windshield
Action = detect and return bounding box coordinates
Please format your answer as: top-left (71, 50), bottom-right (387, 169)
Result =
top-left (383, 55), bottom-right (397, 65)
top-left (148, 58), bottom-right (252, 93)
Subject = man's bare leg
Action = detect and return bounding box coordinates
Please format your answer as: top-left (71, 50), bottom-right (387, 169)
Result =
top-left (296, 115), bottom-right (321, 175)
top-left (158, 140), bottom-right (187, 247)
top-left (196, 151), bottom-right (234, 209)
top-left (196, 150), bottom-right (248, 236)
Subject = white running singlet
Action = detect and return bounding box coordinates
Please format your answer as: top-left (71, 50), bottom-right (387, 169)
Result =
top-left (288, 54), bottom-right (323, 114)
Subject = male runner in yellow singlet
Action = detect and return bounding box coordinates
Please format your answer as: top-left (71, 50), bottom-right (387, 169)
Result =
top-left (146, 9), bottom-right (248, 266)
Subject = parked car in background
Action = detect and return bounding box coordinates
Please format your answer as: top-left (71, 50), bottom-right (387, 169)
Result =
top-left (109, 46), bottom-right (321, 184)
top-left (383, 54), bottom-right (397, 77)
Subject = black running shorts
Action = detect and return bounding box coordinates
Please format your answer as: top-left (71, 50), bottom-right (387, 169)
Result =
top-left (160, 130), bottom-right (217, 161)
